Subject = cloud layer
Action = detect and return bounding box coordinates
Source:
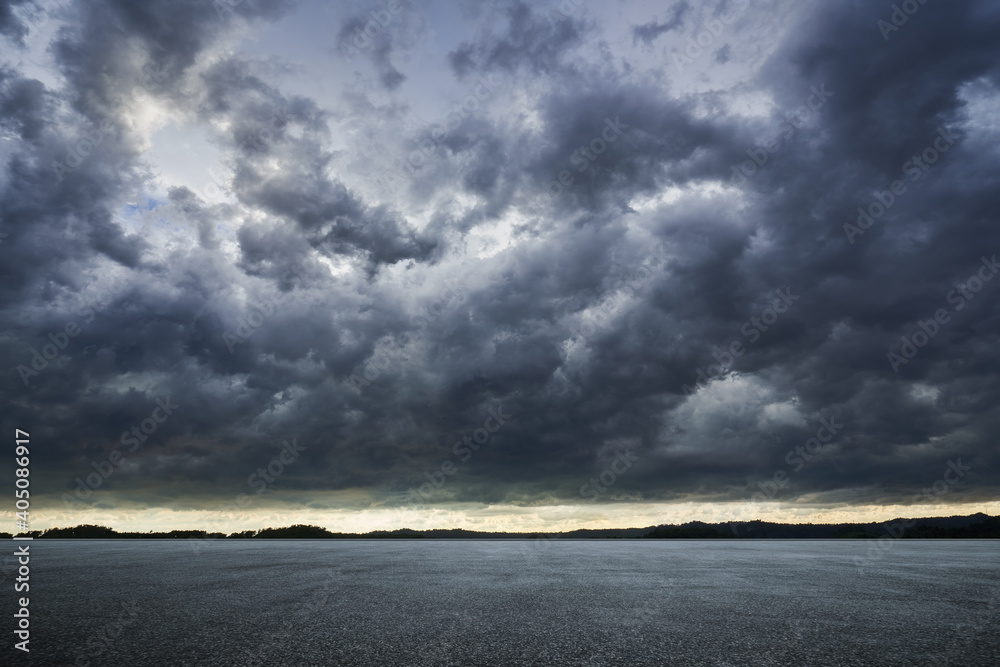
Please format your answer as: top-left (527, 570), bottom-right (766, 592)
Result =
top-left (2, 0), bottom-right (999, 530)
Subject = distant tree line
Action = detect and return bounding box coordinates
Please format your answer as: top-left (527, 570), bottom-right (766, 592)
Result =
top-left (642, 515), bottom-right (1000, 539)
top-left (8, 524), bottom-right (430, 539)
top-left (7, 514), bottom-right (998, 540)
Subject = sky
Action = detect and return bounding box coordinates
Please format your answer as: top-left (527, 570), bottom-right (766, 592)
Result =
top-left (1, 0), bottom-right (999, 534)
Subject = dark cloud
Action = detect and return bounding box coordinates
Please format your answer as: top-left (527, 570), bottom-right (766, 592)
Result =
top-left (714, 43), bottom-right (730, 64)
top-left (631, 1), bottom-right (689, 45)
top-left (335, 0), bottom-right (425, 90)
top-left (0, 0), bottom-right (32, 44)
top-left (1, 0), bottom-right (999, 526)
top-left (447, 0), bottom-right (589, 78)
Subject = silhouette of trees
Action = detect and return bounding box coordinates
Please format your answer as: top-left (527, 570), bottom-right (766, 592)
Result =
top-left (13, 514), bottom-right (999, 539)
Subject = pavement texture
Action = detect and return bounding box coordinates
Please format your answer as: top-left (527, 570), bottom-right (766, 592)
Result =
top-left (4, 539), bottom-right (998, 666)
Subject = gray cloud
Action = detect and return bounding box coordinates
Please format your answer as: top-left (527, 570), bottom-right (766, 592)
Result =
top-left (1, 0), bottom-right (998, 525)
top-left (632, 1), bottom-right (689, 45)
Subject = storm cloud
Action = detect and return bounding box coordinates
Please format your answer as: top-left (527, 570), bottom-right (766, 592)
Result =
top-left (1, 0), bottom-right (998, 532)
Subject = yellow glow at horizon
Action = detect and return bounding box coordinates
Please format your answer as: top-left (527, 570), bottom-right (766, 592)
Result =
top-left (15, 500), bottom-right (999, 534)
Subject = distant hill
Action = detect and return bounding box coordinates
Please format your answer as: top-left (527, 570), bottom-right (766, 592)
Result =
top-left (648, 513), bottom-right (1000, 539)
top-left (12, 514), bottom-right (999, 539)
